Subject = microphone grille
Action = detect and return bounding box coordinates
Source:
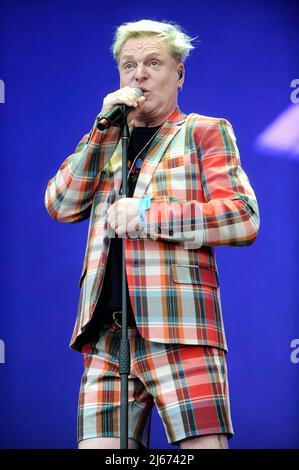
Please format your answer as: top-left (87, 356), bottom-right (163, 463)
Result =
top-left (134, 87), bottom-right (144, 98)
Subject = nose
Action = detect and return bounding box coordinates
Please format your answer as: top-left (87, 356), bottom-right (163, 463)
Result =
top-left (134, 63), bottom-right (148, 82)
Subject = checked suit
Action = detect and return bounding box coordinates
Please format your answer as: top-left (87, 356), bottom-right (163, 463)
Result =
top-left (45, 107), bottom-right (259, 353)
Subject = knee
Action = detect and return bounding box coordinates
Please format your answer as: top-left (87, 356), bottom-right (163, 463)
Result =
top-left (180, 434), bottom-right (229, 450)
top-left (78, 437), bottom-right (120, 449)
top-left (78, 437), bottom-right (141, 449)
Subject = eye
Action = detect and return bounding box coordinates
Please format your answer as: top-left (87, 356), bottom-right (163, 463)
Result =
top-left (150, 60), bottom-right (159, 66)
top-left (124, 63), bottom-right (134, 70)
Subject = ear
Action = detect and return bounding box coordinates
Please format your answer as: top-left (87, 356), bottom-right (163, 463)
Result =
top-left (177, 64), bottom-right (185, 89)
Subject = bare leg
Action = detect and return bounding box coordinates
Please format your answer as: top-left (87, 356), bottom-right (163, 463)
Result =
top-left (180, 434), bottom-right (228, 449)
top-left (78, 437), bottom-right (140, 449)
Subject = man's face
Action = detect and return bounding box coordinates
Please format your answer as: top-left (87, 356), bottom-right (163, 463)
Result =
top-left (118, 35), bottom-right (184, 125)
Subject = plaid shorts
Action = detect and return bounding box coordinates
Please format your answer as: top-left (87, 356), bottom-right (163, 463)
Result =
top-left (77, 321), bottom-right (234, 447)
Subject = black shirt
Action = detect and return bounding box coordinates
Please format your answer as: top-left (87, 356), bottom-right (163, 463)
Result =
top-left (93, 126), bottom-right (161, 320)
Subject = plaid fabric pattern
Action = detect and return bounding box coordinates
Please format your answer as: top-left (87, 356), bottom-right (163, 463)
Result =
top-left (44, 107), bottom-right (260, 352)
top-left (77, 323), bottom-right (234, 446)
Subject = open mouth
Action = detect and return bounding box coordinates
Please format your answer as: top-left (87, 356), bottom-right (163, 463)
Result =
top-left (139, 88), bottom-right (150, 94)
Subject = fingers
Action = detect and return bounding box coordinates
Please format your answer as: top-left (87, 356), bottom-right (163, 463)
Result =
top-left (127, 95), bottom-right (146, 125)
top-left (137, 95), bottom-right (146, 105)
top-left (100, 87), bottom-right (146, 116)
top-left (114, 217), bottom-right (140, 238)
top-left (107, 198), bottom-right (141, 237)
top-left (114, 220), bottom-right (140, 238)
top-left (107, 217), bottom-right (140, 237)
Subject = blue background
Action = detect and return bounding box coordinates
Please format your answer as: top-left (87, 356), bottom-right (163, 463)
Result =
top-left (0, 0), bottom-right (298, 449)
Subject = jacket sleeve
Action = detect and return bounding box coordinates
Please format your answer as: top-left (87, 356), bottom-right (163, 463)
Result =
top-left (139, 118), bottom-right (260, 248)
top-left (44, 124), bottom-right (120, 223)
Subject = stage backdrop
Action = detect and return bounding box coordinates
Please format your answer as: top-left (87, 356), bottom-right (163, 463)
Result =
top-left (0, 0), bottom-right (298, 449)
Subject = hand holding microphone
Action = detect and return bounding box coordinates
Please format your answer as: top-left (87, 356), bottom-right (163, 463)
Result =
top-left (96, 87), bottom-right (146, 130)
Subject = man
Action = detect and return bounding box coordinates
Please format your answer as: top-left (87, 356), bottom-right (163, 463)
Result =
top-left (45, 19), bottom-right (260, 449)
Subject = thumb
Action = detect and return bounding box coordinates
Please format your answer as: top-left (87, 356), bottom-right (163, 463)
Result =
top-left (138, 96), bottom-right (146, 106)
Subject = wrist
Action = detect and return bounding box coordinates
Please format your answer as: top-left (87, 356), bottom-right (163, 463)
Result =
top-left (138, 195), bottom-right (152, 230)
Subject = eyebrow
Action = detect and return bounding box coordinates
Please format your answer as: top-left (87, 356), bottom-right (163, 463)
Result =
top-left (120, 51), bottom-right (162, 63)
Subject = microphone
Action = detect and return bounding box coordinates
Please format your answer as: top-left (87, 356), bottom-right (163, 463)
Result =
top-left (96, 88), bottom-right (144, 131)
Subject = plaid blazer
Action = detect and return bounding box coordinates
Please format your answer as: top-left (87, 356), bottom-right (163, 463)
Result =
top-left (45, 107), bottom-right (259, 352)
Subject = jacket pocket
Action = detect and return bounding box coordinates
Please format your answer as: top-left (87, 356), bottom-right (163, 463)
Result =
top-left (170, 264), bottom-right (219, 288)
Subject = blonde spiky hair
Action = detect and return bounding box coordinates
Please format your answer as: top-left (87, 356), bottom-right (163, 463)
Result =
top-left (111, 19), bottom-right (196, 64)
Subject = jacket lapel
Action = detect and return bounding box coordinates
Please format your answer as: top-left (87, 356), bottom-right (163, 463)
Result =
top-left (109, 107), bottom-right (187, 198)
